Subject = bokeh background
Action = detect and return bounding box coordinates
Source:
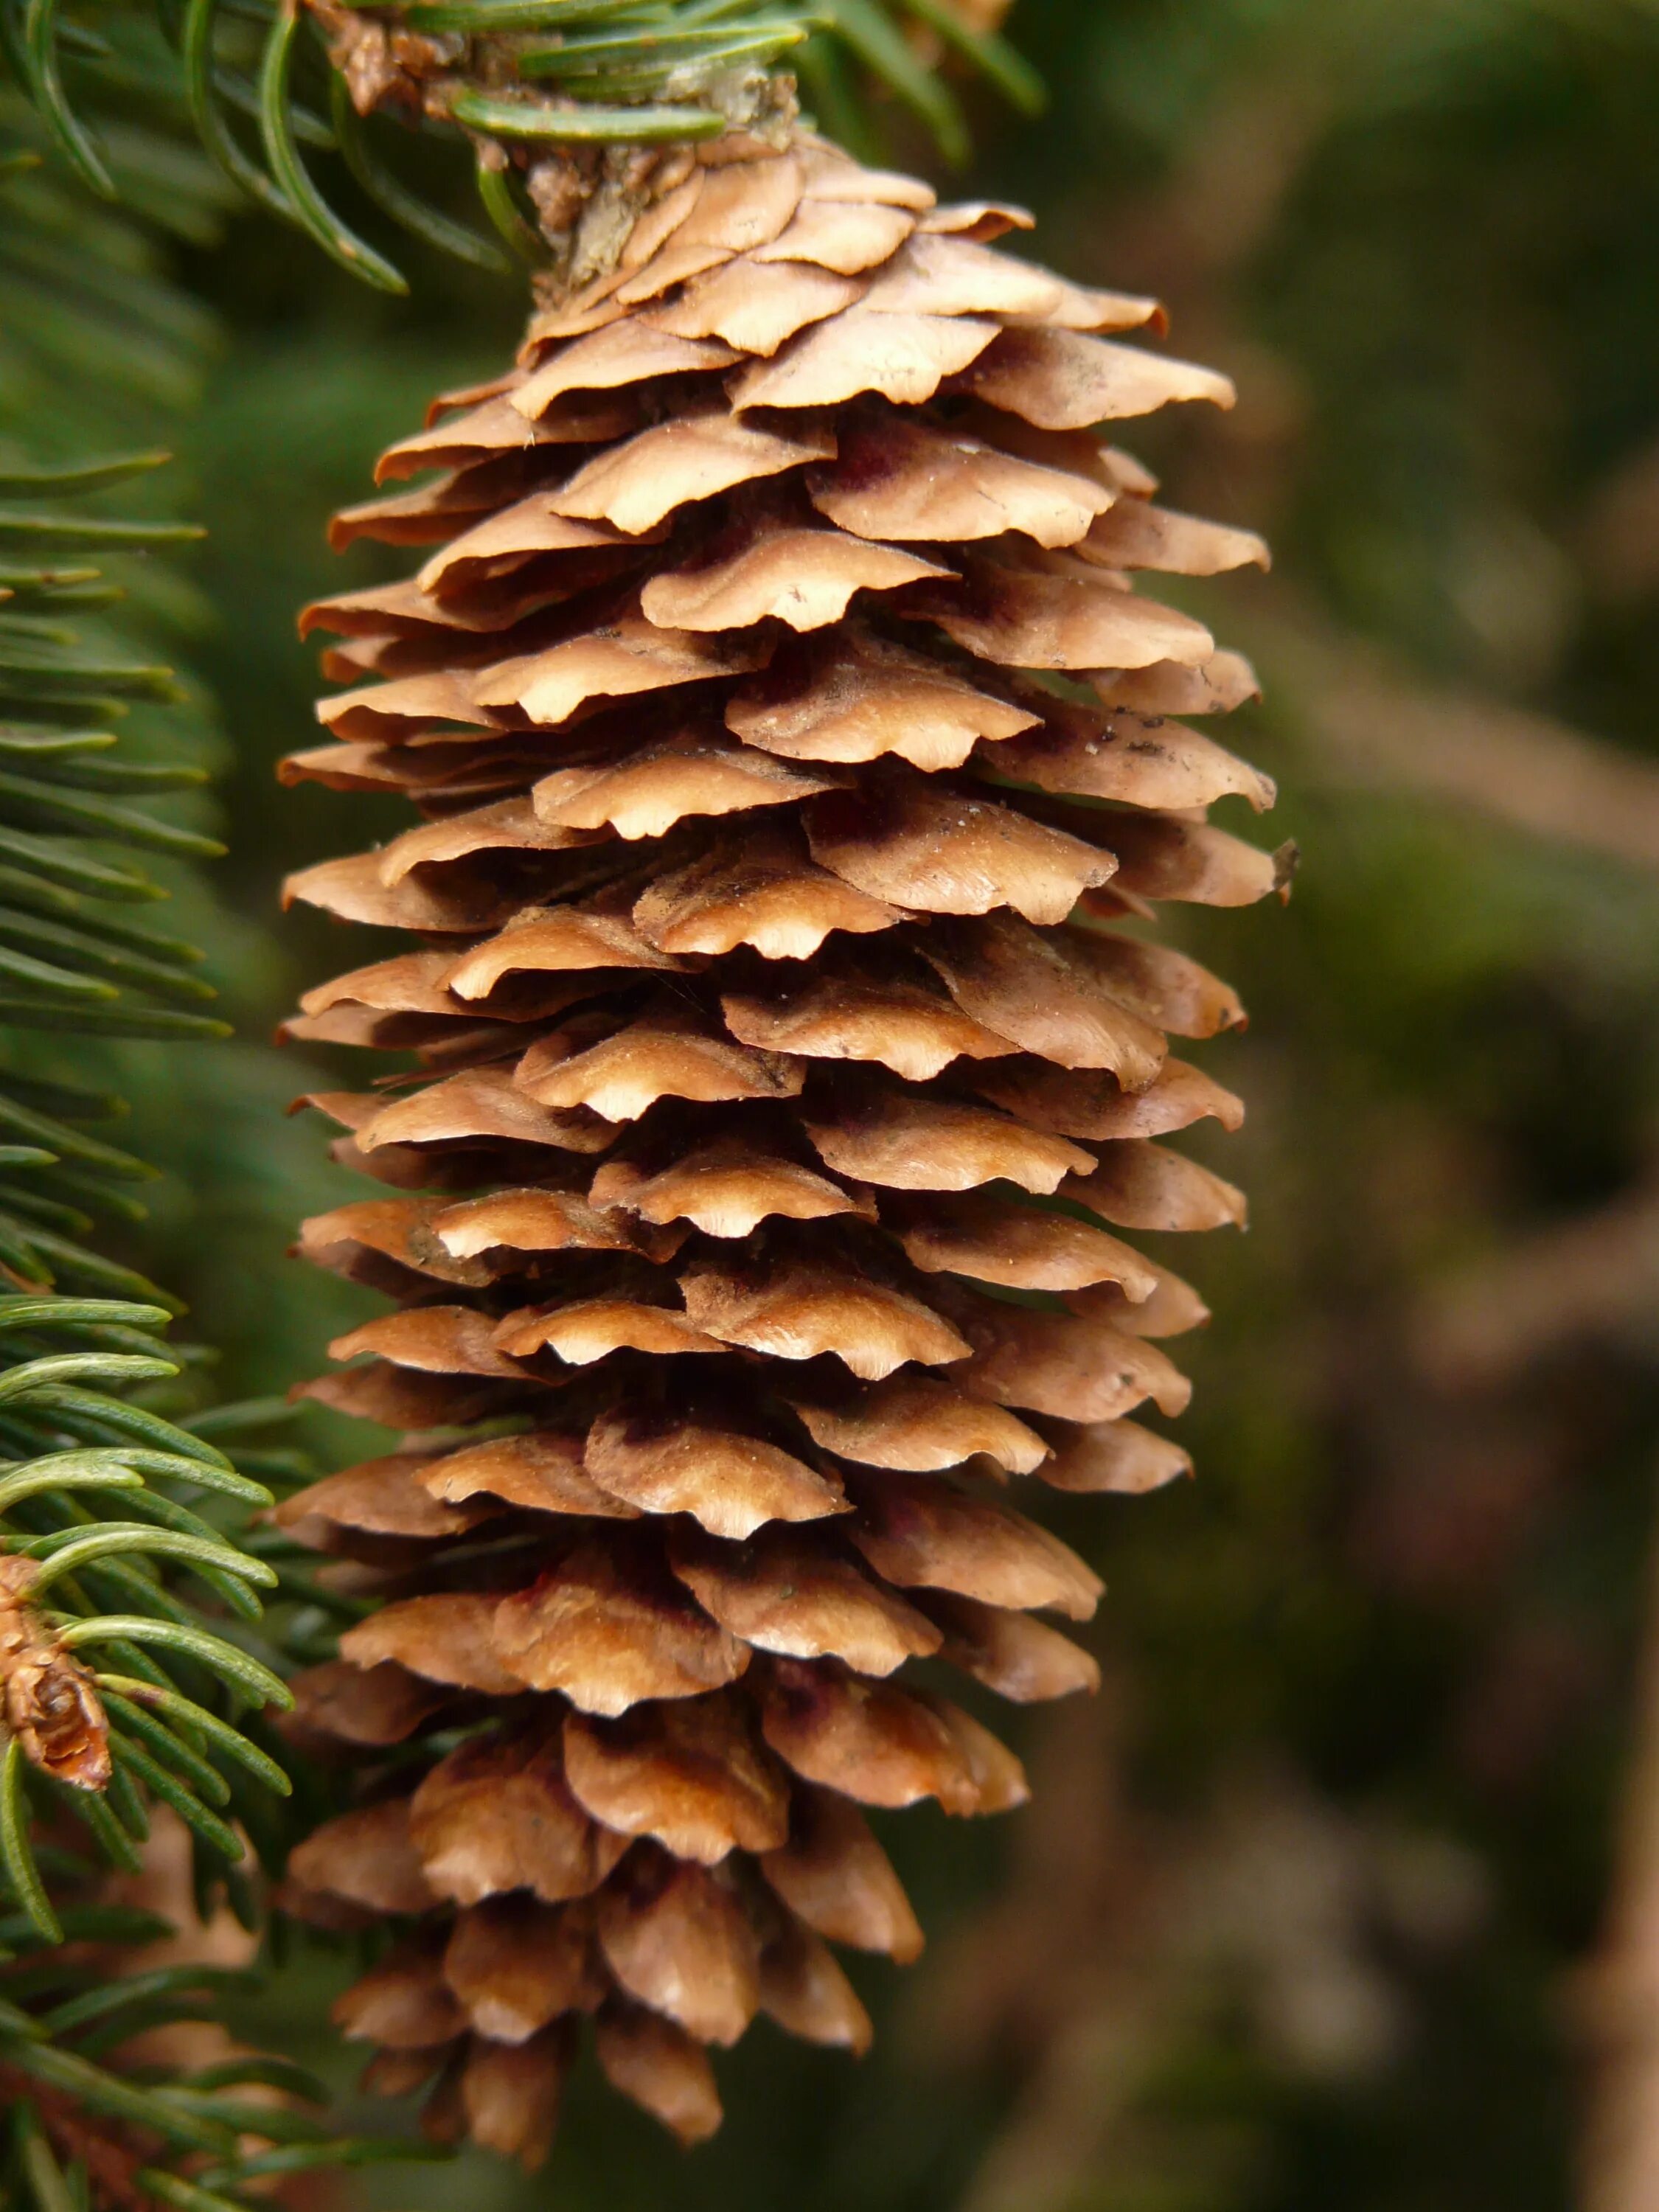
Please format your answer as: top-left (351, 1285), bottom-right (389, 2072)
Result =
top-left (28, 0), bottom-right (1659, 2204)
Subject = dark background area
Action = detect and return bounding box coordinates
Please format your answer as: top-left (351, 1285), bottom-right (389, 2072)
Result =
top-left (44, 2), bottom-right (1659, 2204)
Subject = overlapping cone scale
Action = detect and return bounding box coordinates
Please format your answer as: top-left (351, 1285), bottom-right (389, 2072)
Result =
top-left (278, 129), bottom-right (1279, 2166)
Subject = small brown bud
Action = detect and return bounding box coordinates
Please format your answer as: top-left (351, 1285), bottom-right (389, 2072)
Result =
top-left (0, 1556), bottom-right (111, 1792)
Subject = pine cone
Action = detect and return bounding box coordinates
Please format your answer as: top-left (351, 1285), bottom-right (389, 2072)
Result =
top-left (275, 131), bottom-right (1282, 2165)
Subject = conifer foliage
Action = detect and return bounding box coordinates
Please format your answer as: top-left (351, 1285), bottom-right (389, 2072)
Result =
top-left (0, 86), bottom-right (400, 2212)
top-left (0, 447), bottom-right (302, 2211)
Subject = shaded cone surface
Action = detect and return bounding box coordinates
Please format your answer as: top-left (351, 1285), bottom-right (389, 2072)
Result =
top-left (278, 128), bottom-right (1279, 2165)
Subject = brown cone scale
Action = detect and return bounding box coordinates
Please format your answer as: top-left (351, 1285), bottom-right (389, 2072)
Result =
top-left (278, 130), bottom-right (1281, 2165)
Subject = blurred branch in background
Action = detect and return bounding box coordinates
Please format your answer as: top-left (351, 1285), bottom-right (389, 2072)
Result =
top-left (1412, 1183), bottom-right (1659, 1390)
top-left (1260, 614), bottom-right (1659, 874)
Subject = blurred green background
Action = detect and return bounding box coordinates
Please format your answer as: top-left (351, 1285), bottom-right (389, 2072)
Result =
top-left (24, 0), bottom-right (1659, 2204)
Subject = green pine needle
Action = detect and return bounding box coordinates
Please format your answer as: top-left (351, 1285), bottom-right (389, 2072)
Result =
top-left (449, 86), bottom-right (729, 138)
top-left (258, 0), bottom-right (410, 291)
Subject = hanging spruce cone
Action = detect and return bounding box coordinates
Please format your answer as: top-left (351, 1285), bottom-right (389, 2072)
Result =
top-left (272, 130), bottom-right (1284, 2166)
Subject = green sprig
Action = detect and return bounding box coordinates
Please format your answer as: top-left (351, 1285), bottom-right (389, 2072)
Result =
top-left (10, 0), bottom-right (1040, 287)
